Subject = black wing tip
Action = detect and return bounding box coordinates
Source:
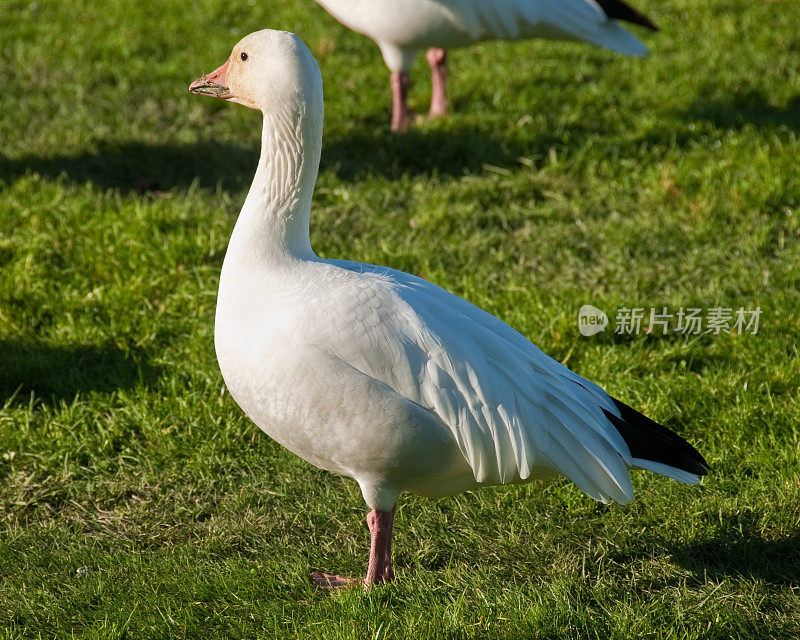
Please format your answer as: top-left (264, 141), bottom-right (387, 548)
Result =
top-left (603, 398), bottom-right (710, 476)
top-left (594, 0), bottom-right (659, 32)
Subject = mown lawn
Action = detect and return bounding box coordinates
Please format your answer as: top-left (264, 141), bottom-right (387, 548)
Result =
top-left (1, 0), bottom-right (799, 637)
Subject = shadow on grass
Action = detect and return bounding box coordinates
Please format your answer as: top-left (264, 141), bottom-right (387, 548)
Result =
top-left (0, 126), bottom-right (561, 193)
top-left (684, 88), bottom-right (800, 131)
top-left (3, 86), bottom-right (797, 194)
top-left (0, 141), bottom-right (258, 195)
top-left (672, 511), bottom-right (800, 586)
top-left (320, 126), bottom-right (559, 181)
top-left (13, 99), bottom-right (795, 192)
top-left (0, 339), bottom-right (161, 407)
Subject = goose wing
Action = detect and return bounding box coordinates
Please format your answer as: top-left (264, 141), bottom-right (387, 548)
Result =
top-left (325, 261), bottom-right (652, 504)
top-left (449, 0), bottom-right (652, 55)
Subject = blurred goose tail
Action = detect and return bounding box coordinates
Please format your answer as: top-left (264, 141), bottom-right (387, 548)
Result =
top-left (595, 0), bottom-right (658, 31)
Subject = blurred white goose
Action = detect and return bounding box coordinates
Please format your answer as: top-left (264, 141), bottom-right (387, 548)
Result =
top-left (313, 0), bottom-right (657, 130)
top-left (190, 29), bottom-right (707, 588)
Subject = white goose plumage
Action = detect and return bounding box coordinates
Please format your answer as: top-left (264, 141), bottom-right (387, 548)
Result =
top-left (190, 29), bottom-right (706, 587)
top-left (313, 0), bottom-right (658, 129)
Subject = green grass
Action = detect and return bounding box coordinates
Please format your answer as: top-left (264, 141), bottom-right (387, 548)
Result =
top-left (1, 0), bottom-right (799, 637)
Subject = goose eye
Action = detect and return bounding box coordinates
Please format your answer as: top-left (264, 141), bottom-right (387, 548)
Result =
top-left (240, 52), bottom-right (248, 61)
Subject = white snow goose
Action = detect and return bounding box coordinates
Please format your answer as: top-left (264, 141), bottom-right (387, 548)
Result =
top-left (312, 0), bottom-right (658, 130)
top-left (190, 29), bottom-right (707, 589)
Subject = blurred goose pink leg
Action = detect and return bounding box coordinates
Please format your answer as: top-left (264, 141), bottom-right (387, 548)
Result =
top-left (426, 48), bottom-right (448, 118)
top-left (310, 506), bottom-right (396, 589)
top-left (309, 571), bottom-right (359, 588)
top-left (390, 72), bottom-right (414, 131)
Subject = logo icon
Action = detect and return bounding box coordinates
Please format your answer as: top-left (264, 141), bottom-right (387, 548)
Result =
top-left (578, 304), bottom-right (608, 336)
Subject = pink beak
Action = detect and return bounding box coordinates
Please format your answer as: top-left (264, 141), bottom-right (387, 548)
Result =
top-left (189, 58), bottom-right (232, 99)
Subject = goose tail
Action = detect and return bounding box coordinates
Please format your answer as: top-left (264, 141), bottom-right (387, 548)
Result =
top-left (594, 0), bottom-right (658, 32)
top-left (602, 398), bottom-right (710, 484)
top-left (583, 21), bottom-right (649, 57)
top-left (589, 0), bottom-right (657, 57)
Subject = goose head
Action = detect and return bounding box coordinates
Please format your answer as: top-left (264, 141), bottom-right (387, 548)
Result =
top-left (189, 30), bottom-right (324, 260)
top-left (189, 29), bottom-right (322, 116)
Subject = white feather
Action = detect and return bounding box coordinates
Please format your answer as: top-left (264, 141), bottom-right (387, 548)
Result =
top-left (631, 459), bottom-right (701, 485)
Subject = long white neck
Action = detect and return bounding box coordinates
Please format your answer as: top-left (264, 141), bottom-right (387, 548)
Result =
top-left (226, 101), bottom-right (322, 267)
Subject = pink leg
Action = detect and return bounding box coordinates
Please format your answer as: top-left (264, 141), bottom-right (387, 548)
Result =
top-left (309, 571), bottom-right (360, 589)
top-left (364, 507), bottom-right (395, 586)
top-left (310, 506), bottom-right (396, 590)
top-left (426, 48), bottom-right (448, 118)
top-left (390, 72), bottom-right (414, 132)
